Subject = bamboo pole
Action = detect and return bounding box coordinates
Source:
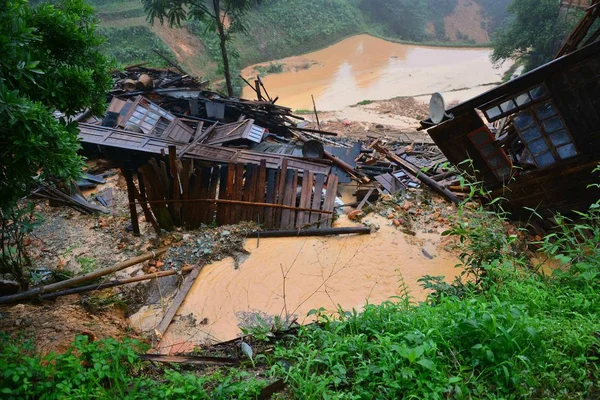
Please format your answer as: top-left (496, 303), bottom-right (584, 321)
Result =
top-left (0, 248), bottom-right (169, 305)
top-left (129, 198), bottom-right (334, 214)
top-left (41, 265), bottom-right (193, 300)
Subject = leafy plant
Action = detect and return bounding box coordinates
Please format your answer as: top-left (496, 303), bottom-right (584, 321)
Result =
top-left (0, 0), bottom-right (112, 287)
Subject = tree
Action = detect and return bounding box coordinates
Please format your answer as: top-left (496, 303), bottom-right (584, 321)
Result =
top-left (0, 0), bottom-right (111, 286)
top-left (142, 0), bottom-right (261, 96)
top-left (360, 0), bottom-right (429, 42)
top-left (491, 0), bottom-right (581, 71)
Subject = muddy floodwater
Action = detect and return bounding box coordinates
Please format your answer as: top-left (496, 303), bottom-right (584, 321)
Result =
top-left (132, 215), bottom-right (461, 353)
top-left (242, 34), bottom-right (511, 111)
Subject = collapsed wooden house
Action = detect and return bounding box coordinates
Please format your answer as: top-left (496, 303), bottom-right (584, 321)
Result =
top-left (420, 4), bottom-right (600, 217)
top-left (78, 123), bottom-right (338, 235)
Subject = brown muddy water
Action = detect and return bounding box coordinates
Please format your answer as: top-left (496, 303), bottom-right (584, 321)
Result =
top-left (242, 34), bottom-right (511, 111)
top-left (131, 215), bottom-right (461, 353)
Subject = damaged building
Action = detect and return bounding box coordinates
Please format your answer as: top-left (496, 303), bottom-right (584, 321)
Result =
top-left (421, 2), bottom-right (600, 218)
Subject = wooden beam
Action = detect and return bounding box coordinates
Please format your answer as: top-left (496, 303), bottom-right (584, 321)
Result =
top-left (245, 226), bottom-right (372, 238)
top-left (154, 262), bottom-right (207, 345)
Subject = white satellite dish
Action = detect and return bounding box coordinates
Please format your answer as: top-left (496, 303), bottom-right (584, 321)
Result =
top-left (429, 92), bottom-right (453, 124)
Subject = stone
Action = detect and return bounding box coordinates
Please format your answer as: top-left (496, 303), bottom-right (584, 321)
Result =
top-left (348, 210), bottom-right (363, 221)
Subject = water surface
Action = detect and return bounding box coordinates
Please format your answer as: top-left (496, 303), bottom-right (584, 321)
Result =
top-left (242, 34), bottom-right (510, 111)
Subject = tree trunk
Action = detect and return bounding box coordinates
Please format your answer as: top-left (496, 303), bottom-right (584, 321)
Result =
top-left (213, 0), bottom-right (233, 96)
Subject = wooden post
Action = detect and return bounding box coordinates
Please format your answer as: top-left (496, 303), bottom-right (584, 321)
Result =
top-left (124, 166), bottom-right (141, 236)
top-left (311, 94), bottom-right (321, 130)
top-left (255, 79), bottom-right (263, 101)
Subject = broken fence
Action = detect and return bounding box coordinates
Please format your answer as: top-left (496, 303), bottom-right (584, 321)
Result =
top-left (131, 149), bottom-right (339, 232)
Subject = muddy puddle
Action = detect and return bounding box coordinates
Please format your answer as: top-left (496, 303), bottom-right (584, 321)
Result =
top-left (242, 34), bottom-right (511, 111)
top-left (132, 215), bottom-right (461, 353)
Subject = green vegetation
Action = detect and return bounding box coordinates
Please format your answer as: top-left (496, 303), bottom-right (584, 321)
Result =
top-left (77, 257), bottom-right (98, 274)
top-left (476, 0), bottom-right (512, 35)
top-left (255, 62), bottom-right (284, 76)
top-left (356, 100), bottom-right (374, 106)
top-left (98, 26), bottom-right (174, 67)
top-left (142, 0), bottom-right (262, 96)
top-left (0, 335), bottom-right (268, 399)
top-left (491, 0), bottom-right (583, 71)
top-left (0, 0), bottom-right (111, 287)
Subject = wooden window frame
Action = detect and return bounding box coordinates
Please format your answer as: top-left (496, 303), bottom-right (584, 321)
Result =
top-left (480, 84), bottom-right (551, 122)
top-left (512, 100), bottom-right (578, 169)
top-left (467, 126), bottom-right (513, 180)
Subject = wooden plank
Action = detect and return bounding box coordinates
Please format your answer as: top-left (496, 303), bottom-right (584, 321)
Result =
top-left (242, 164), bottom-right (256, 222)
top-left (180, 160), bottom-right (192, 227)
top-left (169, 146), bottom-right (182, 227)
top-left (375, 174), bottom-right (395, 194)
top-left (255, 160), bottom-right (267, 224)
top-left (224, 163), bottom-right (236, 224)
top-left (216, 165), bottom-right (229, 225)
top-left (296, 171), bottom-right (313, 228)
top-left (132, 177), bottom-right (161, 235)
top-left (322, 175), bottom-right (339, 228)
top-left (155, 263), bottom-right (206, 349)
top-left (357, 188), bottom-right (374, 211)
top-left (274, 159), bottom-right (288, 229)
top-left (158, 160), bottom-right (175, 219)
top-left (309, 174), bottom-right (326, 228)
top-left (288, 169), bottom-right (299, 229)
top-left (233, 163), bottom-right (245, 224)
top-left (198, 167), bottom-right (211, 225)
top-left (123, 168), bottom-right (140, 236)
top-left (264, 169), bottom-right (276, 229)
top-left (207, 166), bottom-right (220, 225)
top-left (280, 169), bottom-right (295, 229)
top-left (139, 165), bottom-right (162, 223)
top-left (188, 163), bottom-right (204, 229)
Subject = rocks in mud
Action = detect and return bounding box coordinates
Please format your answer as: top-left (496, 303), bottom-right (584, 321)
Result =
top-left (348, 210), bottom-right (364, 221)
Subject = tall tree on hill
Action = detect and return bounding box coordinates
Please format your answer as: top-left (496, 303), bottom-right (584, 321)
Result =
top-left (0, 0), bottom-right (111, 287)
top-left (491, 0), bottom-right (582, 71)
top-left (142, 0), bottom-right (261, 96)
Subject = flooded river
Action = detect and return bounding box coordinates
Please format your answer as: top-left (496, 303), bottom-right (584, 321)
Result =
top-left (132, 215), bottom-right (461, 353)
top-left (242, 34), bottom-right (511, 111)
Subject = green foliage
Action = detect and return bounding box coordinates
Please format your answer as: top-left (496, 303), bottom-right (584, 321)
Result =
top-left (360, 0), bottom-right (429, 41)
top-left (0, 203), bottom-right (41, 286)
top-left (141, 0), bottom-right (262, 95)
top-left (234, 0), bottom-right (365, 66)
top-left (476, 0), bottom-right (512, 35)
top-left (98, 26), bottom-right (174, 67)
top-left (0, 335), bottom-right (268, 399)
top-left (0, 0), bottom-right (111, 286)
top-left (77, 256), bottom-right (98, 274)
top-left (0, 0), bottom-right (111, 209)
top-left (255, 62), bottom-right (284, 76)
top-left (491, 0), bottom-right (582, 71)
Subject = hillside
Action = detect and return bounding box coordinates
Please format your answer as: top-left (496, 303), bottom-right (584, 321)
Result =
top-left (90, 0), bottom-right (511, 86)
